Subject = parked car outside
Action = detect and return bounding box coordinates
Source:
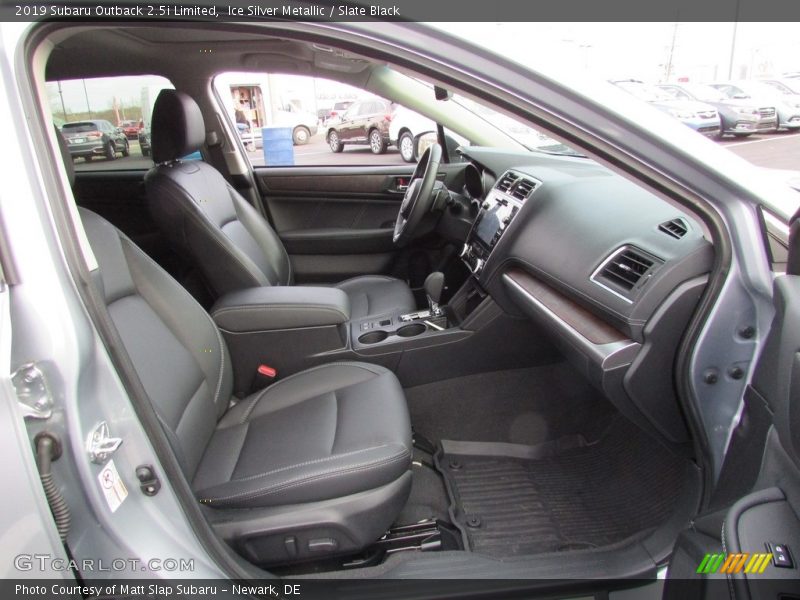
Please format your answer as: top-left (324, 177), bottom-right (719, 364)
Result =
top-left (610, 79), bottom-right (721, 137)
top-left (709, 80), bottom-right (800, 130)
top-left (60, 119), bottom-right (130, 161)
top-left (326, 98), bottom-right (394, 154)
top-left (118, 119), bottom-right (141, 139)
top-left (326, 100), bottom-right (353, 124)
top-left (657, 83), bottom-right (767, 137)
top-left (760, 77), bottom-right (800, 96)
top-left (389, 105), bottom-right (436, 162)
top-left (138, 128), bottom-right (151, 157)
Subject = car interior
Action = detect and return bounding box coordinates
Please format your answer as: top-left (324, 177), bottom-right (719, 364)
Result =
top-left (25, 22), bottom-right (800, 589)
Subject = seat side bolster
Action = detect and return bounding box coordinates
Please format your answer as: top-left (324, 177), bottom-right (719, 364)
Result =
top-left (196, 443), bottom-right (411, 508)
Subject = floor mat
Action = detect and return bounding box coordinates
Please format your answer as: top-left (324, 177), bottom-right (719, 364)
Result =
top-left (405, 363), bottom-right (617, 447)
top-left (435, 417), bottom-right (689, 557)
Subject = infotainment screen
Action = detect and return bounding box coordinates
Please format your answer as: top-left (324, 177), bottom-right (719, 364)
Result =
top-left (475, 201), bottom-right (514, 247)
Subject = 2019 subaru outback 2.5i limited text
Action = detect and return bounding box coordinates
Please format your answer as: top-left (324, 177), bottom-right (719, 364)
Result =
top-left (1, 17), bottom-right (800, 600)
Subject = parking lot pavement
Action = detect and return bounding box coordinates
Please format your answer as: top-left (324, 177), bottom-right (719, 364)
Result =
top-left (719, 131), bottom-right (800, 171)
top-left (247, 133), bottom-right (408, 167)
top-left (73, 140), bottom-right (153, 172)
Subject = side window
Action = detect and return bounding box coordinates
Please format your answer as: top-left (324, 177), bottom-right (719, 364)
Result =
top-left (47, 75), bottom-right (173, 172)
top-left (717, 85), bottom-right (734, 98)
top-left (342, 103), bottom-right (359, 120)
top-left (213, 72), bottom-right (425, 167)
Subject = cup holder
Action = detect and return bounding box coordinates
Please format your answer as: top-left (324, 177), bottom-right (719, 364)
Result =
top-left (396, 323), bottom-right (427, 338)
top-left (358, 330), bottom-right (389, 344)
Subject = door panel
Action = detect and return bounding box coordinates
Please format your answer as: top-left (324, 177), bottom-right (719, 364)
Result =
top-left (255, 165), bottom-right (411, 282)
top-left (255, 164), bottom-right (463, 283)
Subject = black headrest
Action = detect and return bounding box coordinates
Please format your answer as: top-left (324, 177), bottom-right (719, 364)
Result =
top-left (55, 126), bottom-right (75, 188)
top-left (151, 90), bottom-right (205, 163)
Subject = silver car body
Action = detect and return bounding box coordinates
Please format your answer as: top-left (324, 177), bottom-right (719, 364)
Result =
top-left (0, 19), bottom-right (796, 585)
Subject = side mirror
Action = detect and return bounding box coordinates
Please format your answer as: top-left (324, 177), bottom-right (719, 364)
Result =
top-left (413, 131), bottom-right (438, 161)
top-left (413, 130), bottom-right (466, 163)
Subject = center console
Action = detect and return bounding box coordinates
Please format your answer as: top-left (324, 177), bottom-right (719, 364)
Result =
top-left (461, 170), bottom-right (539, 276)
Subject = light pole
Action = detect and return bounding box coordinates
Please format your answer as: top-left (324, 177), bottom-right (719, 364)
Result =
top-left (56, 81), bottom-right (66, 120)
top-left (82, 79), bottom-right (92, 116)
top-left (727, 0), bottom-right (741, 79)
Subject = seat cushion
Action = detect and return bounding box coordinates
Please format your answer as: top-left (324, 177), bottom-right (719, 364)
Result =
top-left (192, 362), bottom-right (412, 509)
top-left (333, 275), bottom-right (415, 320)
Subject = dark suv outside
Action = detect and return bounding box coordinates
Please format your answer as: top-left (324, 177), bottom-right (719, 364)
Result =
top-left (326, 98), bottom-right (394, 154)
top-left (61, 119), bottom-right (130, 161)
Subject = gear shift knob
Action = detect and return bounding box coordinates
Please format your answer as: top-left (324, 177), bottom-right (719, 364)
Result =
top-left (424, 272), bottom-right (445, 316)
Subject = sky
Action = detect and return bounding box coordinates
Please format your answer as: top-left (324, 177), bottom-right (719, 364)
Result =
top-left (47, 22), bottom-right (800, 116)
top-left (437, 22), bottom-right (800, 83)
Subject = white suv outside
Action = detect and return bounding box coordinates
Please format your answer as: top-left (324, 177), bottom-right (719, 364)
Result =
top-left (389, 105), bottom-right (437, 162)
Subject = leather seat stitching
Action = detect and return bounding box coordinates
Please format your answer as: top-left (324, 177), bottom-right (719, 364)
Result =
top-left (239, 386), bottom-right (271, 424)
top-left (211, 304), bottom-right (349, 322)
top-left (236, 361), bottom-right (388, 424)
top-left (150, 176), bottom-right (265, 287)
top-left (120, 235), bottom-right (227, 408)
top-left (228, 186), bottom-right (292, 286)
top-left (227, 444), bottom-right (392, 484)
top-left (335, 275), bottom-right (397, 286)
top-left (200, 450), bottom-right (410, 504)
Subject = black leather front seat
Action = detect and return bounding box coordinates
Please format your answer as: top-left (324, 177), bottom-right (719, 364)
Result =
top-left (60, 123), bottom-right (412, 565)
top-left (144, 90), bottom-right (416, 320)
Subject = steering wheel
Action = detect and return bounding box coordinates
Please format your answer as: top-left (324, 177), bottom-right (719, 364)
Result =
top-left (393, 142), bottom-right (442, 246)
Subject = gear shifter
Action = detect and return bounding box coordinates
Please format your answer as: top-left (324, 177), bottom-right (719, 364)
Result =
top-left (424, 271), bottom-right (445, 317)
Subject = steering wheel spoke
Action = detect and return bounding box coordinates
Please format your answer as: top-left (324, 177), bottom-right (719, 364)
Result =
top-left (393, 143), bottom-right (442, 245)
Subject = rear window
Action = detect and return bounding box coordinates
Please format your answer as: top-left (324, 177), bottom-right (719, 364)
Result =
top-left (62, 122), bottom-right (99, 132)
top-left (47, 74), bottom-right (174, 171)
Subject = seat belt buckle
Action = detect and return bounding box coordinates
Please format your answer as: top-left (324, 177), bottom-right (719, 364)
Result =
top-left (257, 364), bottom-right (277, 378)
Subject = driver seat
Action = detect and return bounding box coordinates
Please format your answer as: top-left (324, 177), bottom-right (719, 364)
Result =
top-left (145, 90), bottom-right (415, 319)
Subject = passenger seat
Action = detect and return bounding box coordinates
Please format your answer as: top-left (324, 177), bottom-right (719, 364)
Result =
top-left (57, 132), bottom-right (413, 565)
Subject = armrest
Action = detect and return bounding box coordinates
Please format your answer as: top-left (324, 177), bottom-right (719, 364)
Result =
top-left (211, 286), bottom-right (350, 332)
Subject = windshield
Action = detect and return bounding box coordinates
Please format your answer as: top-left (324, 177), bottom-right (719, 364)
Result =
top-left (62, 122), bottom-right (98, 132)
top-left (745, 81), bottom-right (794, 97)
top-left (613, 81), bottom-right (672, 102)
top-left (685, 85), bottom-right (726, 103)
top-left (761, 80), bottom-right (795, 95)
top-left (449, 93), bottom-right (584, 157)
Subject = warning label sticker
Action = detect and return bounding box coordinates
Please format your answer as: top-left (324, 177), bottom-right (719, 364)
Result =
top-left (98, 459), bottom-right (128, 513)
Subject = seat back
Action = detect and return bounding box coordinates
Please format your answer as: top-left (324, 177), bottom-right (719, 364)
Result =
top-left (80, 208), bottom-right (233, 479)
top-left (145, 90), bottom-right (292, 297)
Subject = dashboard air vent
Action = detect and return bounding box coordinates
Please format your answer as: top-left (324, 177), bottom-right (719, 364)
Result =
top-left (496, 172), bottom-right (518, 194)
top-left (658, 218), bottom-right (688, 239)
top-left (592, 246), bottom-right (663, 299)
top-left (510, 177), bottom-right (538, 200)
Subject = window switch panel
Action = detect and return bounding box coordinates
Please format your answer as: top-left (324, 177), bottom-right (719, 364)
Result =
top-left (767, 542), bottom-right (794, 569)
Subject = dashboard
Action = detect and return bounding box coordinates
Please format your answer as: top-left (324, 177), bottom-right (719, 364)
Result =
top-left (451, 146), bottom-right (714, 448)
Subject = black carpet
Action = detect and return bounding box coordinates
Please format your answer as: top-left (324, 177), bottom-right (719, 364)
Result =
top-left (405, 363), bottom-right (617, 447)
top-left (436, 417), bottom-right (689, 557)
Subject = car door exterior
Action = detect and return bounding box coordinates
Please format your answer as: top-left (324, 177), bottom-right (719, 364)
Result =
top-left (337, 102), bottom-right (363, 142)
